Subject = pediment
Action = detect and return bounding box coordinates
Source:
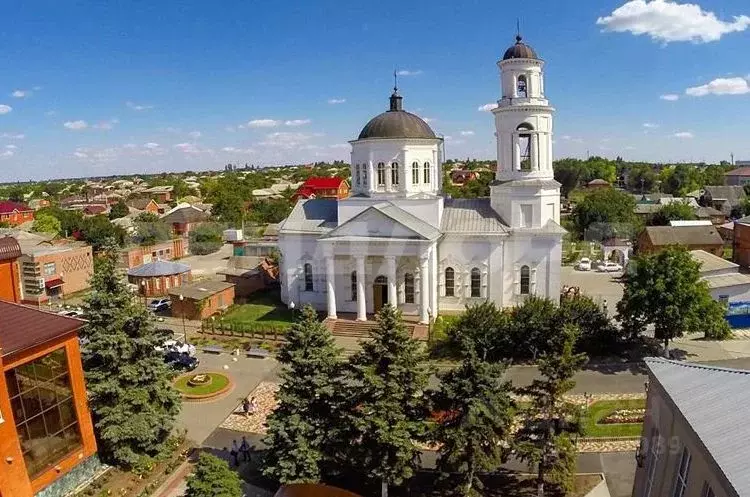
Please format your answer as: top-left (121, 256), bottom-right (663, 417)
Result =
top-left (324, 206), bottom-right (427, 240)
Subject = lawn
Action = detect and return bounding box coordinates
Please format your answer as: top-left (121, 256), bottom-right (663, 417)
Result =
top-left (221, 291), bottom-right (295, 328)
top-left (173, 372), bottom-right (230, 396)
top-left (583, 398), bottom-right (646, 438)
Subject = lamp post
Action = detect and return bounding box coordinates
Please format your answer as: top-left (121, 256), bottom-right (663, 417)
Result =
top-left (289, 300), bottom-right (296, 321)
top-left (140, 280), bottom-right (147, 307)
top-left (179, 294), bottom-right (188, 345)
top-left (427, 307), bottom-right (432, 343)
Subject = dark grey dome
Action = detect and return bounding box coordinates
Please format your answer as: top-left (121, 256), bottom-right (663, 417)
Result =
top-left (502, 35), bottom-right (538, 60)
top-left (357, 90), bottom-right (436, 140)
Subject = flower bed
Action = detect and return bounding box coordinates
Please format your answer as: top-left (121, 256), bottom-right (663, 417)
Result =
top-left (599, 408), bottom-right (645, 425)
top-left (173, 372), bottom-right (232, 401)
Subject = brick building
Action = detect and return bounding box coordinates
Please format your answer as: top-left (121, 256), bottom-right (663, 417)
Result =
top-left (0, 237), bottom-right (22, 303)
top-left (127, 198), bottom-right (160, 214)
top-left (160, 205), bottom-right (209, 237)
top-left (637, 226), bottom-right (724, 256)
top-left (291, 177), bottom-right (349, 201)
top-left (120, 238), bottom-right (185, 269)
top-left (732, 218), bottom-right (750, 268)
top-left (0, 201), bottom-right (34, 227)
top-left (169, 280), bottom-right (235, 320)
top-left (127, 260), bottom-right (191, 297)
top-left (0, 301), bottom-right (98, 497)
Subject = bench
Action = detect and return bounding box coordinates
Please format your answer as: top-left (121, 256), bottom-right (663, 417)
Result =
top-left (246, 348), bottom-right (271, 359)
top-left (202, 345), bottom-right (226, 354)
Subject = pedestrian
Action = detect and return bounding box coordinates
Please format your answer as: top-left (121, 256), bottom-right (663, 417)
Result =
top-left (249, 396), bottom-right (258, 416)
top-left (240, 436), bottom-right (251, 462)
top-left (230, 439), bottom-right (239, 466)
top-left (242, 397), bottom-right (250, 417)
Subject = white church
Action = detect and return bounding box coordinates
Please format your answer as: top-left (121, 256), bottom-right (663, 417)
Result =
top-left (277, 35), bottom-right (564, 323)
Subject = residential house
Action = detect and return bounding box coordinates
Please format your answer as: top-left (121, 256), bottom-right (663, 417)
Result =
top-left (0, 301), bottom-right (98, 497)
top-left (723, 166), bottom-right (750, 186)
top-left (586, 178), bottom-right (610, 189)
top-left (631, 193), bottom-right (674, 203)
top-left (28, 199), bottom-right (50, 211)
top-left (81, 204), bottom-right (109, 216)
top-left (168, 280), bottom-right (235, 320)
top-left (450, 169), bottom-right (478, 185)
top-left (0, 201), bottom-right (34, 227)
top-left (0, 236), bottom-right (22, 302)
top-left (637, 226), bottom-right (724, 256)
top-left (291, 177), bottom-right (349, 201)
top-left (218, 256), bottom-right (278, 298)
top-left (695, 206), bottom-right (725, 225)
top-left (160, 205), bottom-right (209, 236)
top-left (127, 260), bottom-right (191, 297)
top-left (702, 186), bottom-right (746, 216)
top-left (690, 249), bottom-right (750, 304)
top-left (120, 238), bottom-right (185, 269)
top-left (632, 358), bottom-right (750, 497)
top-left (142, 185), bottom-right (173, 203)
top-left (731, 216), bottom-right (750, 268)
top-left (127, 198), bottom-right (160, 214)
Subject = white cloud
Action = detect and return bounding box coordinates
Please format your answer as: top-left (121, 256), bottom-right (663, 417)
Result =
top-left (173, 142), bottom-right (213, 155)
top-left (671, 131), bottom-right (694, 138)
top-left (477, 103), bottom-right (498, 112)
top-left (596, 0), bottom-right (750, 43)
top-left (5, 144), bottom-right (17, 150)
top-left (126, 101), bottom-right (154, 111)
top-left (258, 131), bottom-right (322, 149)
top-left (225, 126), bottom-right (237, 133)
top-left (93, 118), bottom-right (119, 130)
top-left (188, 130), bottom-right (202, 139)
top-left (660, 93), bottom-right (679, 101)
top-left (64, 120), bottom-right (88, 130)
top-left (32, 86), bottom-right (42, 91)
top-left (143, 142), bottom-right (160, 149)
top-left (45, 110), bottom-right (57, 117)
top-left (459, 130), bottom-right (475, 136)
top-left (221, 146), bottom-right (256, 154)
top-left (685, 77), bottom-right (750, 96)
top-left (560, 135), bottom-right (585, 144)
top-left (1, 150), bottom-right (13, 157)
top-left (284, 119), bottom-right (311, 127)
top-left (328, 144), bottom-right (350, 149)
top-left (624, 146), bottom-right (636, 150)
top-left (643, 122), bottom-right (659, 128)
top-left (11, 90), bottom-right (30, 98)
top-left (0, 105), bottom-right (12, 115)
top-left (397, 70), bottom-right (423, 76)
top-left (246, 119), bottom-right (280, 128)
top-left (0, 133), bottom-right (24, 139)
top-left (327, 98), bottom-right (346, 104)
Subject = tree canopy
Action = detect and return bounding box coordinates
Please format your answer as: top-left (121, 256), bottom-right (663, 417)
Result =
top-left (570, 187), bottom-right (638, 240)
top-left (648, 201), bottom-right (697, 226)
top-left (109, 199), bottom-right (130, 220)
top-left (185, 452), bottom-right (242, 497)
top-left (32, 212), bottom-right (61, 235)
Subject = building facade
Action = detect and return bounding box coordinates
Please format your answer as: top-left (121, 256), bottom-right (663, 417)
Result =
top-left (120, 238), bottom-right (185, 269)
top-left (18, 244), bottom-right (94, 305)
top-left (0, 237), bottom-right (22, 303)
top-left (277, 35), bottom-right (564, 323)
top-left (292, 177), bottom-right (350, 201)
top-left (0, 201), bottom-right (34, 227)
top-left (127, 260), bottom-right (192, 297)
top-left (169, 281), bottom-right (235, 320)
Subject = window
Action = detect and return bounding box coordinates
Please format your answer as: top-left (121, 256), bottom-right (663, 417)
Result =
top-left (362, 166), bottom-right (368, 185)
top-left (520, 265), bottom-right (530, 295)
top-left (44, 262), bottom-right (56, 276)
top-left (155, 279), bottom-right (161, 290)
top-left (643, 428), bottom-right (660, 497)
top-left (218, 294), bottom-right (224, 307)
top-left (165, 279), bottom-right (170, 289)
top-left (5, 348), bottom-right (82, 478)
top-left (377, 162), bottom-right (386, 186)
top-left (520, 204), bottom-right (533, 227)
top-left (701, 483), bottom-right (715, 497)
top-left (412, 162), bottom-right (420, 184)
top-left (351, 271), bottom-right (357, 301)
top-left (423, 162), bottom-right (431, 184)
top-left (445, 267), bottom-right (455, 297)
top-left (404, 273), bottom-right (415, 304)
top-left (517, 123), bottom-right (533, 171)
top-left (304, 263), bottom-right (313, 291)
top-left (517, 74), bottom-right (528, 98)
top-left (355, 165), bottom-right (360, 186)
top-left (672, 448), bottom-right (692, 497)
top-left (391, 162), bottom-right (399, 186)
top-left (470, 267), bottom-right (481, 297)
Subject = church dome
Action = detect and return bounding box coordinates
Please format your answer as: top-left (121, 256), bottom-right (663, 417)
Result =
top-left (357, 90), bottom-right (436, 140)
top-left (502, 35), bottom-right (538, 60)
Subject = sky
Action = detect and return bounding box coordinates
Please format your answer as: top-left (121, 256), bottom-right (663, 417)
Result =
top-left (1, 0), bottom-right (749, 181)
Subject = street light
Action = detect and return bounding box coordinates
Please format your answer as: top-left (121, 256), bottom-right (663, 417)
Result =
top-left (179, 294), bottom-right (188, 345)
top-left (140, 280), bottom-right (147, 307)
top-left (427, 307), bottom-right (432, 343)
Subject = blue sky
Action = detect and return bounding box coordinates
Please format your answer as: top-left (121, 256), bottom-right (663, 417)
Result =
top-left (1, 0), bottom-right (749, 181)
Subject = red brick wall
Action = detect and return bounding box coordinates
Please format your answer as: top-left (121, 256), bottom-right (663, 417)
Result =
top-left (0, 210), bottom-right (34, 226)
top-left (0, 258), bottom-right (21, 303)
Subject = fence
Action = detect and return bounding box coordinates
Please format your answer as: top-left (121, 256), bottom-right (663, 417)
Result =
top-left (199, 318), bottom-right (289, 341)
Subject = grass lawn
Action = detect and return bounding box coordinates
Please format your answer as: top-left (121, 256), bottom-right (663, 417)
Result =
top-left (222, 291), bottom-right (295, 327)
top-left (583, 398), bottom-right (646, 438)
top-left (173, 372), bottom-right (230, 396)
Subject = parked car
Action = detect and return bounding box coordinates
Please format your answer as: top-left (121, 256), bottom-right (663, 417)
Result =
top-left (597, 261), bottom-right (623, 273)
top-left (575, 257), bottom-right (592, 271)
top-left (148, 298), bottom-right (171, 312)
top-left (58, 309), bottom-right (85, 318)
top-left (156, 339), bottom-right (196, 357)
top-left (164, 351), bottom-right (199, 371)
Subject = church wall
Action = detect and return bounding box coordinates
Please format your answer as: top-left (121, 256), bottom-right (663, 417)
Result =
top-left (502, 234), bottom-right (562, 305)
top-left (436, 236), bottom-right (495, 311)
top-left (337, 197), bottom-right (443, 228)
top-left (278, 233), bottom-right (326, 309)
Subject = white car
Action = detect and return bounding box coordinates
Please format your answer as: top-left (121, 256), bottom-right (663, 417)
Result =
top-left (597, 261), bottom-right (623, 273)
top-left (147, 298), bottom-right (171, 312)
top-left (155, 339), bottom-right (196, 357)
top-left (575, 258), bottom-right (592, 271)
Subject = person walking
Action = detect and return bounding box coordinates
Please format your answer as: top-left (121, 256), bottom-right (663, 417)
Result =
top-left (230, 439), bottom-right (239, 466)
top-left (248, 396), bottom-right (258, 416)
top-left (242, 397), bottom-right (251, 418)
top-left (240, 436), bottom-right (251, 462)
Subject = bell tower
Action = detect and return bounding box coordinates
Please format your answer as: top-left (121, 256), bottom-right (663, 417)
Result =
top-left (490, 34), bottom-right (560, 229)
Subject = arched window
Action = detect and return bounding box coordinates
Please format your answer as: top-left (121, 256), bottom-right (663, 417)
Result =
top-left (517, 74), bottom-right (528, 98)
top-left (404, 273), bottom-right (415, 304)
top-left (516, 123), bottom-right (533, 171)
top-left (362, 165), bottom-right (368, 186)
top-left (391, 162), bottom-right (399, 186)
top-left (520, 265), bottom-right (530, 295)
top-left (423, 162), bottom-right (431, 184)
top-left (377, 162), bottom-right (386, 186)
top-left (304, 263), bottom-right (313, 291)
top-left (355, 165), bottom-right (360, 186)
top-left (445, 267), bottom-right (455, 297)
top-left (470, 267), bottom-right (481, 298)
top-left (351, 271), bottom-right (357, 301)
top-left (412, 161), bottom-right (420, 184)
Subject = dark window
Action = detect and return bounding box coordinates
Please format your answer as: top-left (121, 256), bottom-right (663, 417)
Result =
top-left (520, 265), bottom-right (530, 295)
top-left (445, 267), bottom-right (455, 297)
top-left (471, 267), bottom-right (481, 297)
top-left (517, 123), bottom-right (533, 171)
top-left (377, 162), bottom-right (386, 186)
top-left (5, 348), bottom-right (82, 479)
top-left (423, 162), bottom-right (431, 184)
top-left (412, 162), bottom-right (419, 184)
top-left (404, 273), bottom-right (415, 304)
top-left (355, 165), bottom-right (360, 186)
top-left (304, 263), bottom-right (313, 291)
top-left (391, 162), bottom-right (399, 186)
top-left (517, 74), bottom-right (528, 98)
top-left (351, 271), bottom-right (357, 301)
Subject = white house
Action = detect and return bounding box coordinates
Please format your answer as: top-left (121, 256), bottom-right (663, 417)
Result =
top-left (691, 249), bottom-right (750, 304)
top-left (277, 34), bottom-right (565, 323)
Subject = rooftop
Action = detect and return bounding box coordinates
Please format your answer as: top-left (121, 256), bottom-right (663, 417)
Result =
top-left (725, 166), bottom-right (750, 177)
top-left (0, 200), bottom-right (31, 214)
top-left (690, 249), bottom-right (738, 272)
top-left (441, 198), bottom-right (509, 234)
top-left (167, 280), bottom-right (234, 300)
top-left (300, 177), bottom-right (347, 189)
top-left (643, 225), bottom-right (723, 247)
top-left (0, 301), bottom-right (84, 357)
top-left (127, 259), bottom-right (191, 277)
top-left (160, 205), bottom-right (209, 224)
top-left (357, 90), bottom-right (436, 140)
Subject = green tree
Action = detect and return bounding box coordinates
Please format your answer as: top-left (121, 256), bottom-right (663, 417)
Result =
top-left (558, 295), bottom-right (622, 357)
top-left (80, 246), bottom-right (181, 467)
top-left (263, 305), bottom-right (342, 484)
top-left (617, 247), bottom-right (731, 353)
top-left (431, 343), bottom-right (515, 496)
top-left (37, 206), bottom-right (84, 237)
top-left (626, 164), bottom-right (658, 193)
top-left (135, 211), bottom-right (160, 223)
top-left (134, 220), bottom-right (172, 246)
top-left (571, 187), bottom-right (638, 240)
top-left (553, 158), bottom-right (584, 197)
top-left (648, 201), bottom-right (697, 226)
top-left (246, 198), bottom-right (293, 224)
top-left (109, 200), bottom-right (130, 219)
top-left (32, 213), bottom-right (62, 235)
top-left (580, 156), bottom-right (616, 184)
top-left (185, 452), bottom-right (242, 497)
top-left (513, 326), bottom-right (587, 497)
top-left (701, 164), bottom-right (730, 187)
top-left (446, 301), bottom-right (512, 361)
top-left (659, 164), bottom-right (702, 196)
top-left (345, 305), bottom-right (429, 497)
top-left (79, 215), bottom-right (127, 250)
top-left (189, 223), bottom-right (224, 255)
top-left (510, 296), bottom-right (560, 361)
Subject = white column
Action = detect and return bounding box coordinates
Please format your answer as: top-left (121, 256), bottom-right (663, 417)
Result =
top-left (325, 255), bottom-right (337, 319)
top-left (386, 256), bottom-right (397, 308)
top-left (430, 245), bottom-right (438, 317)
top-left (531, 133), bottom-right (539, 171)
top-left (356, 255), bottom-right (367, 321)
top-left (419, 254), bottom-right (429, 324)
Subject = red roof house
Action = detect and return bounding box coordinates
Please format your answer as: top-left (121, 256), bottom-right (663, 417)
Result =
top-left (292, 177), bottom-right (349, 201)
top-left (0, 201), bottom-right (34, 226)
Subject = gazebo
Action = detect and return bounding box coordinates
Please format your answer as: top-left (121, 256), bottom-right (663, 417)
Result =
top-left (602, 238), bottom-right (632, 266)
top-left (127, 259), bottom-right (191, 297)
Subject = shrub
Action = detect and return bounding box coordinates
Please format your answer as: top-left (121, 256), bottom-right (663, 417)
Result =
top-left (189, 223), bottom-right (223, 255)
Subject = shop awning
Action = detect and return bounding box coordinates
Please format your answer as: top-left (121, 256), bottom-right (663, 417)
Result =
top-left (45, 278), bottom-right (64, 289)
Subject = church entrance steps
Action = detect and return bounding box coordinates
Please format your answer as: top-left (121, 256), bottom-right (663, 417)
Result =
top-left (324, 315), bottom-right (428, 341)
